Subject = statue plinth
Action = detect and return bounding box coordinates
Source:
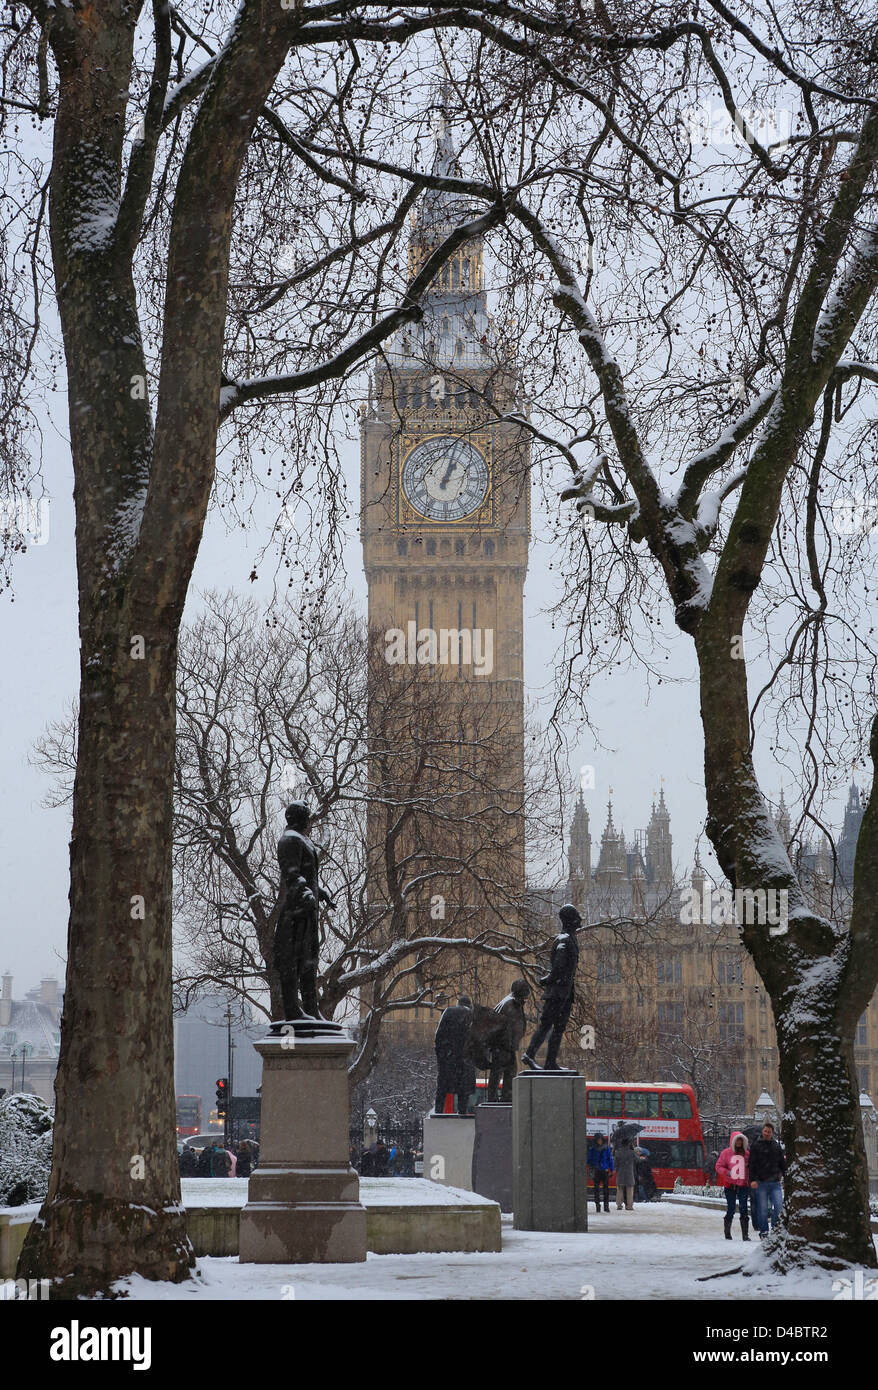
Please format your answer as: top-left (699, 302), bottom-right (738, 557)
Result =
top-left (472, 1101), bottom-right (513, 1211)
top-left (239, 1029), bottom-right (367, 1264)
top-left (512, 1071), bottom-right (589, 1232)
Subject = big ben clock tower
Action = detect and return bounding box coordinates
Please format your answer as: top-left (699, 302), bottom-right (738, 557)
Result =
top-left (360, 114), bottom-right (530, 1036)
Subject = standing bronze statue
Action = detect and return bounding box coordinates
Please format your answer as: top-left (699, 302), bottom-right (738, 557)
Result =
top-left (273, 801), bottom-right (336, 1021)
top-left (522, 905), bottom-right (580, 1072)
top-left (433, 997), bottom-right (476, 1115)
top-left (466, 980), bottom-right (530, 1101)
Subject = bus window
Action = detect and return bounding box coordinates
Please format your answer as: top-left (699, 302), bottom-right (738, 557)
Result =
top-left (670, 1141), bottom-right (704, 1168)
top-left (623, 1090), bottom-right (660, 1118)
top-left (661, 1092), bottom-right (692, 1118)
top-left (587, 1090), bottom-right (623, 1117)
top-left (640, 1140), bottom-right (704, 1169)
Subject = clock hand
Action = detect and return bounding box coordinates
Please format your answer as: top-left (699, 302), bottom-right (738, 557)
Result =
top-left (440, 459), bottom-right (459, 488)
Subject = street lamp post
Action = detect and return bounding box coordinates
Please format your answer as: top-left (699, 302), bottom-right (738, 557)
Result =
top-left (11, 1043), bottom-right (33, 1094)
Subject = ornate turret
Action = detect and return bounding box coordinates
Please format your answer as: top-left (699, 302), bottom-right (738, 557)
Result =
top-left (391, 100), bottom-right (490, 375)
top-left (646, 784), bottom-right (673, 888)
top-left (774, 786), bottom-right (791, 846)
top-left (595, 797), bottom-right (627, 885)
top-left (691, 852), bottom-right (706, 897)
top-left (568, 789), bottom-right (591, 891)
top-left (837, 779), bottom-right (865, 888)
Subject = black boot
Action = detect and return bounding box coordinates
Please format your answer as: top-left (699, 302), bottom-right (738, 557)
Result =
top-left (723, 1214), bottom-right (733, 1240)
top-left (740, 1215), bottom-right (750, 1241)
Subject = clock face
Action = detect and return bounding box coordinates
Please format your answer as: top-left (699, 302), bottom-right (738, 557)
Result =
top-left (401, 436), bottom-right (489, 522)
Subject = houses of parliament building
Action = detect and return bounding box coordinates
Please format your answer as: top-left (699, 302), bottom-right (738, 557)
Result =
top-left (560, 780), bottom-right (877, 1124)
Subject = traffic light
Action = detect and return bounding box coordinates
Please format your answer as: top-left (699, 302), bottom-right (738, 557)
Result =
top-left (216, 1077), bottom-right (228, 1118)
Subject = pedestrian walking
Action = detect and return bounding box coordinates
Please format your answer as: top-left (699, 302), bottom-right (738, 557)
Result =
top-left (715, 1130), bottom-right (752, 1240)
top-left (634, 1145), bottom-right (657, 1202)
top-left (211, 1144), bottom-right (232, 1177)
top-left (236, 1141), bottom-right (253, 1178)
top-left (749, 1121), bottom-right (786, 1237)
top-left (178, 1145), bottom-right (198, 1178)
top-left (612, 1137), bottom-right (636, 1210)
top-left (587, 1133), bottom-right (614, 1212)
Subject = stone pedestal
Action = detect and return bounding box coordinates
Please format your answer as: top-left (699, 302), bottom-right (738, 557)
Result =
top-left (422, 1111), bottom-right (474, 1189)
top-left (512, 1072), bottom-right (588, 1232)
top-left (239, 1030), bottom-right (366, 1263)
top-left (471, 1103), bottom-right (513, 1211)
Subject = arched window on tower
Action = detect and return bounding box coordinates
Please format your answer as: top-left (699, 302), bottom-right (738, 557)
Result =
top-left (426, 538), bottom-right (436, 556)
top-left (484, 538), bottom-right (494, 557)
top-left (397, 539), bottom-right (407, 556)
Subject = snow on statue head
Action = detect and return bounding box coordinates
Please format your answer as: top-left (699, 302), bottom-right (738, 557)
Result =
top-left (285, 801), bottom-right (311, 832)
top-left (559, 903), bottom-right (581, 933)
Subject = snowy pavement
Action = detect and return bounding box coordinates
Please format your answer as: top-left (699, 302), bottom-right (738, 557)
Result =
top-left (117, 1201), bottom-right (873, 1301)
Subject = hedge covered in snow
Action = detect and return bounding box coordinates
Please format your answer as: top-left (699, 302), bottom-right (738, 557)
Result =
top-left (0, 1091), bottom-right (53, 1207)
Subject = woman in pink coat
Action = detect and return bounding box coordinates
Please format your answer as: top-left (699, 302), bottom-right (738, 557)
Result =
top-left (715, 1130), bottom-right (751, 1240)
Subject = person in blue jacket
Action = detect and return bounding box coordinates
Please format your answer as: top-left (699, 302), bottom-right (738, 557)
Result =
top-left (587, 1133), bottom-right (614, 1212)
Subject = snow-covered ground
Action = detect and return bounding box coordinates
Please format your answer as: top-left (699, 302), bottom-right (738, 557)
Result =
top-left (116, 1201), bottom-right (876, 1301)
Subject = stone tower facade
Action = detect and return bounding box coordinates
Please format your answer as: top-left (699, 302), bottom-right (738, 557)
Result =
top-left (360, 112), bottom-right (530, 1037)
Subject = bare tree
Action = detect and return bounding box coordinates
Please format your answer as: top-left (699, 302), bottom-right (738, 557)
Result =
top-left (36, 589), bottom-right (558, 1085)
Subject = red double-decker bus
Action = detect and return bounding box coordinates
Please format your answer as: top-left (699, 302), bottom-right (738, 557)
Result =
top-left (585, 1082), bottom-right (705, 1191)
top-left (175, 1094), bottom-right (202, 1138)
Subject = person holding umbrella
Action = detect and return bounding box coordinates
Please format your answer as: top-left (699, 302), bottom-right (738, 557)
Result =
top-left (611, 1121), bottom-right (642, 1210)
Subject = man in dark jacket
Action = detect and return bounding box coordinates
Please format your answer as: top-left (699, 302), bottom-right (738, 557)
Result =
top-left (522, 905), bottom-right (580, 1071)
top-left (749, 1122), bottom-right (786, 1236)
top-left (434, 997), bottom-right (476, 1114)
top-left (178, 1145), bottom-right (198, 1178)
top-left (587, 1134), bottom-right (614, 1212)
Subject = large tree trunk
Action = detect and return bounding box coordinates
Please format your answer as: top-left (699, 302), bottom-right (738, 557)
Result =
top-left (696, 619), bottom-right (878, 1270)
top-left (18, 624), bottom-right (194, 1294)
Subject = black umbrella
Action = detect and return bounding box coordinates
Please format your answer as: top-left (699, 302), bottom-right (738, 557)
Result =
top-left (742, 1125), bottom-right (763, 1143)
top-left (611, 1121), bottom-right (644, 1142)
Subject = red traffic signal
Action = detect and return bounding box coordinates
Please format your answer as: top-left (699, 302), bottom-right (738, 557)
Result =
top-left (216, 1077), bottom-right (229, 1116)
